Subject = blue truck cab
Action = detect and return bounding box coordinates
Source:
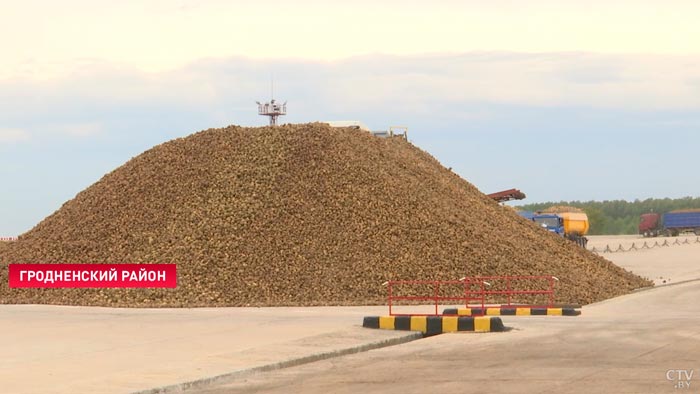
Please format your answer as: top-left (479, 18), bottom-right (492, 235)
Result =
top-left (532, 214), bottom-right (565, 235)
top-left (518, 211), bottom-right (564, 234)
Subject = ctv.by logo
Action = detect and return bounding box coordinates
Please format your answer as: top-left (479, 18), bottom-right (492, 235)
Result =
top-left (667, 369), bottom-right (694, 389)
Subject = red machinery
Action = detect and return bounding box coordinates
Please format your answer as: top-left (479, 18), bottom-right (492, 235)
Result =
top-left (487, 188), bottom-right (526, 203)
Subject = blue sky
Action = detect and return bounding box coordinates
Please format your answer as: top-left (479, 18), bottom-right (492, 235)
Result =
top-left (2, 2), bottom-right (700, 235)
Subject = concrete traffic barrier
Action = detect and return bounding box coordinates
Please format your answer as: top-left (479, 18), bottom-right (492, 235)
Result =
top-left (363, 315), bottom-right (506, 335)
top-left (442, 307), bottom-right (581, 316)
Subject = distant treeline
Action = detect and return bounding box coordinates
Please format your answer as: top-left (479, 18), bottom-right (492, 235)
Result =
top-left (517, 197), bottom-right (700, 235)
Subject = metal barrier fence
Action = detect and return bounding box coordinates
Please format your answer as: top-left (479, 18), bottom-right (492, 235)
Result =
top-left (386, 275), bottom-right (557, 316)
top-left (589, 237), bottom-right (700, 254)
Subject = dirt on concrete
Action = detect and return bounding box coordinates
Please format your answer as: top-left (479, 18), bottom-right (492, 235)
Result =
top-left (0, 123), bottom-right (651, 307)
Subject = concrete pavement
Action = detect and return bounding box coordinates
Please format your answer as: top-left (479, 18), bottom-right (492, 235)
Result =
top-left (2, 234), bottom-right (698, 393)
top-left (604, 243), bottom-right (700, 286)
top-left (195, 280), bottom-right (700, 394)
top-left (0, 305), bottom-right (417, 393)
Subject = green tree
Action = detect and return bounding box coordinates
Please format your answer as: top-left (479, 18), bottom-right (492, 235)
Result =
top-left (582, 206), bottom-right (606, 235)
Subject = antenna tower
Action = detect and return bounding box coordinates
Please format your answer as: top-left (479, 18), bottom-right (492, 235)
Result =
top-left (256, 78), bottom-right (286, 126)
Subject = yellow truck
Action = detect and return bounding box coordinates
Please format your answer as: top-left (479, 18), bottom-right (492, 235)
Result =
top-left (530, 211), bottom-right (590, 247)
top-left (558, 212), bottom-right (590, 237)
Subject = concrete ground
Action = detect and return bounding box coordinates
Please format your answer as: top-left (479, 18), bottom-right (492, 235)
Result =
top-left (2, 234), bottom-right (698, 393)
top-left (588, 234), bottom-right (700, 286)
top-left (193, 235), bottom-right (700, 394)
top-left (196, 281), bottom-right (700, 394)
top-left (0, 305), bottom-right (415, 394)
top-left (587, 234), bottom-right (699, 253)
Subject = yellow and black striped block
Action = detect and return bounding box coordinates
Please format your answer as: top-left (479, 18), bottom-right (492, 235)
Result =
top-left (442, 307), bottom-right (581, 316)
top-left (362, 315), bottom-right (505, 335)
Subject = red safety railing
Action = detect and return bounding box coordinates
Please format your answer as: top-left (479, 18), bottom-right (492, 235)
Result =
top-left (472, 275), bottom-right (558, 308)
top-left (386, 275), bottom-right (558, 316)
top-left (387, 279), bottom-right (487, 316)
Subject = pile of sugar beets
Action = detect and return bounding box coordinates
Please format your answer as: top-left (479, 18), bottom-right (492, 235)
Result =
top-left (0, 123), bottom-right (651, 307)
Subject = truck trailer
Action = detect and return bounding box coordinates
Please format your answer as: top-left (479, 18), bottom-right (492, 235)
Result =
top-left (639, 211), bottom-right (700, 237)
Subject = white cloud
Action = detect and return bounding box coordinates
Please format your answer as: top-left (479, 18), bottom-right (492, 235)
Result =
top-left (302, 53), bottom-right (700, 111)
top-left (0, 128), bottom-right (30, 143)
top-left (3, 1), bottom-right (700, 81)
top-left (55, 122), bottom-right (103, 137)
top-left (0, 123), bottom-right (102, 143)
top-left (1, 52), bottom-right (700, 135)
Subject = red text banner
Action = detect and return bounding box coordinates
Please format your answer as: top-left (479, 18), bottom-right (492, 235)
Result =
top-left (8, 264), bottom-right (177, 288)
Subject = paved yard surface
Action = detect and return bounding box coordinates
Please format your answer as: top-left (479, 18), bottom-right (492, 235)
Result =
top-left (196, 281), bottom-right (700, 394)
top-left (2, 234), bottom-right (698, 393)
top-left (0, 305), bottom-right (415, 393)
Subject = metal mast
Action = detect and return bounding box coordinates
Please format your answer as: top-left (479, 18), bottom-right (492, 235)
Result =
top-left (256, 79), bottom-right (286, 126)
